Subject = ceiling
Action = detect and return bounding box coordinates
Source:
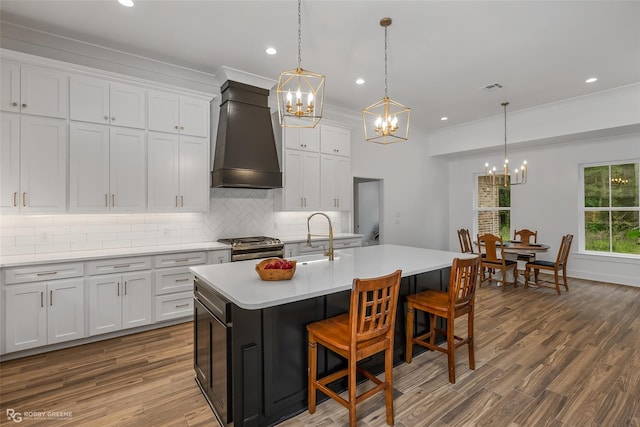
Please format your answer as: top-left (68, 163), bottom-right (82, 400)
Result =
top-left (1, 1), bottom-right (639, 132)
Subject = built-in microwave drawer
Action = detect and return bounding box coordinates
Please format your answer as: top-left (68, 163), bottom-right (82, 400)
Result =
top-left (155, 291), bottom-right (193, 322)
top-left (154, 267), bottom-right (193, 295)
top-left (4, 262), bottom-right (84, 284)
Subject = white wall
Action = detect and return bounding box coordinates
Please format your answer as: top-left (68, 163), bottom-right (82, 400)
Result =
top-left (349, 125), bottom-right (450, 250)
top-left (447, 132), bottom-right (640, 287)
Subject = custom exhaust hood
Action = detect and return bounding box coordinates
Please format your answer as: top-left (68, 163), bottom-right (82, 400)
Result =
top-left (211, 80), bottom-right (282, 189)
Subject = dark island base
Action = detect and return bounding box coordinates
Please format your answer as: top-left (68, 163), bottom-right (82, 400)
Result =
top-left (195, 268), bottom-right (450, 427)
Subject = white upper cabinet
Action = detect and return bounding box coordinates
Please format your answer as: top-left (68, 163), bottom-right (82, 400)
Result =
top-left (320, 124), bottom-right (351, 157)
top-left (147, 132), bottom-right (208, 212)
top-left (70, 75), bottom-right (146, 129)
top-left (320, 155), bottom-right (351, 211)
top-left (0, 113), bottom-right (20, 212)
top-left (148, 90), bottom-right (209, 137)
top-left (69, 122), bottom-right (146, 213)
top-left (1, 62), bottom-right (68, 118)
top-left (282, 150), bottom-right (320, 210)
top-left (284, 126), bottom-right (320, 152)
top-left (20, 116), bottom-right (67, 213)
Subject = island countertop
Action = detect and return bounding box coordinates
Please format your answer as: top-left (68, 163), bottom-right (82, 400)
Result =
top-left (190, 244), bottom-right (472, 310)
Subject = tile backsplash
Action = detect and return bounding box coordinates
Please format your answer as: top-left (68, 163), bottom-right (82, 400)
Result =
top-left (1, 189), bottom-right (350, 256)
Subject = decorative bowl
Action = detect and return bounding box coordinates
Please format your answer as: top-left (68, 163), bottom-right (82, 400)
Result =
top-left (255, 258), bottom-right (297, 281)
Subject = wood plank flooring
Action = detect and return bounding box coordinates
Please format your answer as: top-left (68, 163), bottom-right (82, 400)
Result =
top-left (1, 276), bottom-right (639, 426)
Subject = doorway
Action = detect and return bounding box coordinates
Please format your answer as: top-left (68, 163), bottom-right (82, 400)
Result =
top-left (353, 177), bottom-right (382, 246)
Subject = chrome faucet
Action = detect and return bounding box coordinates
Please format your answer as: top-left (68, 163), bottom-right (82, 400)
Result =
top-left (306, 212), bottom-right (334, 261)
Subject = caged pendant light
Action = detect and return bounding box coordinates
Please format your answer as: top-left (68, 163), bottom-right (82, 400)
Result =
top-left (276, 0), bottom-right (325, 128)
top-left (484, 102), bottom-right (528, 187)
top-left (362, 17), bottom-right (410, 144)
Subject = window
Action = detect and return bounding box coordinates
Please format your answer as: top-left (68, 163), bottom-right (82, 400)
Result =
top-left (582, 161), bottom-right (640, 256)
top-left (476, 175), bottom-right (511, 240)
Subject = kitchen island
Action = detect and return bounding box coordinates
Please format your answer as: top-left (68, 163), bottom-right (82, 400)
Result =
top-left (191, 244), bottom-right (472, 427)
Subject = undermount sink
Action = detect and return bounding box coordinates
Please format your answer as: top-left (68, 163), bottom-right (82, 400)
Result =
top-left (295, 251), bottom-right (349, 264)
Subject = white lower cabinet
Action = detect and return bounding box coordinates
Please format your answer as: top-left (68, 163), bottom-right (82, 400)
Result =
top-left (88, 271), bottom-right (152, 336)
top-left (5, 278), bottom-right (85, 352)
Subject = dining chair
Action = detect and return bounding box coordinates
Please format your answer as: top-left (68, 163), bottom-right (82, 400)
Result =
top-left (457, 228), bottom-right (475, 253)
top-left (307, 269), bottom-right (402, 427)
top-left (405, 256), bottom-right (480, 384)
top-left (477, 233), bottom-right (518, 290)
top-left (458, 228), bottom-right (486, 280)
top-left (524, 234), bottom-right (573, 295)
top-left (513, 229), bottom-right (538, 263)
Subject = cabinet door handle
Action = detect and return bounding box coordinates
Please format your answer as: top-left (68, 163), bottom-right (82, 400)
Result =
top-left (12, 102), bottom-right (18, 107)
top-left (180, 126), bottom-right (184, 130)
top-left (104, 115), bottom-right (109, 120)
top-left (175, 125), bottom-right (179, 130)
top-left (36, 271), bottom-right (57, 276)
top-left (22, 192), bottom-right (26, 207)
top-left (175, 195), bottom-right (178, 207)
top-left (113, 264), bottom-right (130, 268)
top-left (112, 194), bottom-right (115, 207)
top-left (174, 258), bottom-right (189, 263)
top-left (13, 192), bottom-right (17, 207)
top-left (117, 282), bottom-right (120, 296)
top-left (105, 194), bottom-right (108, 207)
top-left (175, 278), bottom-right (191, 282)
top-left (181, 195), bottom-right (184, 207)
top-left (21, 103), bottom-right (27, 108)
top-left (111, 116), bottom-right (116, 121)
top-left (50, 290), bottom-right (53, 306)
top-left (124, 281), bottom-right (127, 295)
top-left (41, 291), bottom-right (44, 307)
top-left (218, 257), bottom-right (224, 263)
top-left (175, 303), bottom-right (189, 308)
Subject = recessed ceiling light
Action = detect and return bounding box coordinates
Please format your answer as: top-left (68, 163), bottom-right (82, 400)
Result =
top-left (441, 117), bottom-right (448, 121)
top-left (118, 0), bottom-right (134, 7)
top-left (585, 77), bottom-right (598, 83)
top-left (355, 78), bottom-right (365, 85)
top-left (265, 47), bottom-right (277, 55)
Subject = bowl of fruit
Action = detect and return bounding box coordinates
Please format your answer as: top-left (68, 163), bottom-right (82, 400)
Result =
top-left (255, 258), bottom-right (297, 281)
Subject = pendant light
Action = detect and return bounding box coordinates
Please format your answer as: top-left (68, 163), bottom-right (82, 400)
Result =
top-left (484, 102), bottom-right (528, 187)
top-left (362, 17), bottom-right (410, 144)
top-left (276, 0), bottom-right (325, 128)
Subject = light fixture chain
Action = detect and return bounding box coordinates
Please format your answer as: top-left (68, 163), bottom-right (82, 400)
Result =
top-left (297, 0), bottom-right (302, 69)
top-left (384, 24), bottom-right (388, 98)
top-left (504, 102), bottom-right (508, 162)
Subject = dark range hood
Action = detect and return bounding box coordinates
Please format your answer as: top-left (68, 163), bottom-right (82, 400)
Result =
top-left (211, 80), bottom-right (282, 189)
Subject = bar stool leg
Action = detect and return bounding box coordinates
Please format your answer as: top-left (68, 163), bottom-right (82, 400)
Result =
top-left (348, 356), bottom-right (357, 427)
top-left (405, 305), bottom-right (414, 363)
top-left (447, 316), bottom-right (455, 384)
top-left (307, 339), bottom-right (317, 414)
top-left (385, 347), bottom-right (394, 425)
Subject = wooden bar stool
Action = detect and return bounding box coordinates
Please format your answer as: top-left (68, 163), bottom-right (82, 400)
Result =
top-left (405, 256), bottom-right (480, 384)
top-left (307, 270), bottom-right (402, 427)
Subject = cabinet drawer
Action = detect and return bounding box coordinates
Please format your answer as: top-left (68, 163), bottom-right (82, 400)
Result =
top-left (87, 256), bottom-right (151, 275)
top-left (4, 262), bottom-right (84, 284)
top-left (208, 250), bottom-right (230, 264)
top-left (155, 292), bottom-right (193, 322)
top-left (333, 238), bottom-right (362, 249)
top-left (154, 267), bottom-right (193, 295)
top-left (153, 251), bottom-right (206, 268)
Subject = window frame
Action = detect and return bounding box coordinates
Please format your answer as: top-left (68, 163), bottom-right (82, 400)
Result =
top-left (474, 173), bottom-right (512, 241)
top-left (579, 159), bottom-right (640, 258)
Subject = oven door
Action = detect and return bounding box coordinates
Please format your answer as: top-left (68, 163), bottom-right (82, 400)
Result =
top-left (231, 247), bottom-right (284, 262)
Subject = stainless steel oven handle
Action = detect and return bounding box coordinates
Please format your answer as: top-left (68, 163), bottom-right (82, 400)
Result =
top-left (231, 248), bottom-right (284, 261)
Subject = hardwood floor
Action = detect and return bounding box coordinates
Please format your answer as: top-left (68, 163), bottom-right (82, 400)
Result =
top-left (1, 276), bottom-right (639, 426)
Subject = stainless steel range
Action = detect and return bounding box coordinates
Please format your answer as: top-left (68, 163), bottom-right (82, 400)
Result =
top-left (218, 236), bottom-right (284, 262)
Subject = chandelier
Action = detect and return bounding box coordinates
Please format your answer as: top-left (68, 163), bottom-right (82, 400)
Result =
top-left (362, 17), bottom-right (410, 144)
top-left (484, 102), bottom-right (528, 187)
top-left (276, 0), bottom-right (325, 128)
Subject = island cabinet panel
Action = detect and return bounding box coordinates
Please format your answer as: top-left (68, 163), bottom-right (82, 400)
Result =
top-left (262, 298), bottom-right (325, 425)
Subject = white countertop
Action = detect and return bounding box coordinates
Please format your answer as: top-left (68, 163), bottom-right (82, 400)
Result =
top-left (191, 244), bottom-right (473, 310)
top-left (279, 233), bottom-right (363, 244)
top-left (0, 242), bottom-right (231, 268)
